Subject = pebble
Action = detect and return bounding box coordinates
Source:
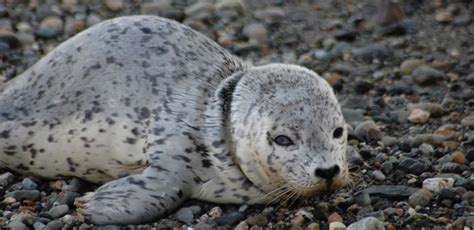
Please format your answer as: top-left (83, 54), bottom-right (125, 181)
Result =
top-left (400, 59), bottom-right (425, 75)
top-left (461, 115), bottom-right (474, 128)
top-left (104, 0), bottom-right (124, 11)
top-left (21, 178), bottom-right (38, 190)
top-left (408, 109), bottom-right (430, 124)
top-left (407, 103), bottom-right (446, 117)
top-left (398, 157), bottom-right (426, 175)
top-left (354, 120), bottom-right (382, 142)
top-left (408, 189), bottom-right (432, 207)
top-left (364, 185), bottom-right (417, 198)
top-left (307, 223), bottom-right (321, 230)
top-left (246, 213), bottom-right (267, 226)
top-left (46, 204), bottom-right (69, 219)
top-left (371, 170), bottom-right (386, 181)
top-left (216, 212), bottom-right (245, 226)
top-left (0, 172), bottom-right (14, 187)
top-left (328, 212), bottom-right (343, 223)
top-left (0, 29), bottom-right (21, 49)
top-left (422, 178), bottom-right (454, 192)
top-left (329, 221), bottom-right (347, 230)
top-left (352, 44), bottom-right (390, 62)
top-left (37, 16), bottom-right (64, 39)
top-left (46, 219), bottom-right (64, 229)
top-left (243, 23), bottom-right (268, 43)
top-left (209, 206), bottom-right (224, 218)
top-left (291, 214), bottom-right (305, 227)
top-left (411, 66), bottom-right (445, 85)
top-left (354, 80), bottom-right (373, 94)
top-left (8, 220), bottom-right (28, 230)
top-left (453, 15), bottom-right (472, 26)
top-left (2, 197), bottom-right (16, 204)
top-left (435, 10), bottom-right (452, 23)
top-left (438, 188), bottom-right (461, 202)
top-left (175, 207), bottom-right (194, 224)
top-left (347, 217), bottom-right (384, 230)
top-left (33, 221), bottom-right (47, 230)
top-left (4, 190), bottom-right (41, 201)
top-left (451, 151), bottom-right (466, 165)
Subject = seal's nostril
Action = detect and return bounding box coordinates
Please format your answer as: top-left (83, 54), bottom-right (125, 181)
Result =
top-left (314, 165), bottom-right (340, 180)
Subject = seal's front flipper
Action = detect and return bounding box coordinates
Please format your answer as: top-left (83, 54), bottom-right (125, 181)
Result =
top-left (75, 165), bottom-right (189, 225)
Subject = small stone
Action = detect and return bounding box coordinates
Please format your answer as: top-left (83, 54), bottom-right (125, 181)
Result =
top-left (307, 223), bottom-right (320, 230)
top-left (48, 204), bottom-right (69, 219)
top-left (329, 221), bottom-right (347, 230)
top-left (291, 215), bottom-right (305, 227)
top-left (400, 59), bottom-right (425, 75)
top-left (422, 178), bottom-right (454, 193)
top-left (354, 80), bottom-right (373, 94)
top-left (184, 2), bottom-right (215, 20)
top-left (347, 217), bottom-right (384, 230)
top-left (246, 214), bottom-right (268, 226)
top-left (408, 189), bottom-right (432, 207)
top-left (364, 185), bottom-right (417, 198)
top-left (441, 162), bottom-right (468, 173)
top-left (438, 188), bottom-right (461, 202)
top-left (243, 23), bottom-right (267, 43)
top-left (412, 66), bottom-right (445, 86)
top-left (209, 206), bottom-right (223, 218)
top-left (234, 221), bottom-right (248, 230)
top-left (0, 29), bottom-right (21, 49)
top-left (327, 212), bottom-right (343, 223)
top-left (216, 212), bottom-right (245, 226)
top-left (21, 178), bottom-right (38, 190)
top-left (0, 172), bottom-right (14, 187)
top-left (5, 190), bottom-right (41, 201)
top-left (408, 109), bottom-right (430, 124)
top-left (46, 219), bottom-right (64, 229)
top-left (461, 116), bottom-right (474, 128)
top-left (86, 14), bottom-right (102, 27)
top-left (33, 221), bottom-right (47, 230)
top-left (2, 197), bottom-right (16, 204)
top-left (381, 136), bottom-right (398, 147)
top-left (435, 10), bottom-right (453, 23)
top-left (435, 129), bottom-right (456, 140)
top-left (407, 103), bottom-right (446, 117)
top-left (398, 157), bottom-right (426, 175)
top-left (352, 44), bottom-right (390, 62)
top-left (8, 220), bottom-right (28, 230)
top-left (37, 16), bottom-right (64, 39)
top-left (466, 148), bottom-right (474, 162)
top-left (175, 207), bottom-right (194, 224)
top-left (354, 120), bottom-right (382, 142)
top-left (411, 134), bottom-right (448, 147)
top-left (371, 170), bottom-right (386, 181)
top-left (452, 151), bottom-right (466, 165)
top-left (453, 15), bottom-right (472, 26)
top-left (104, 0), bottom-right (124, 11)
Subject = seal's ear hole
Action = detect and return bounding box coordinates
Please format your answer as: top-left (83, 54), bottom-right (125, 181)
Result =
top-left (274, 135), bottom-right (294, 146)
top-left (333, 127), bottom-right (344, 139)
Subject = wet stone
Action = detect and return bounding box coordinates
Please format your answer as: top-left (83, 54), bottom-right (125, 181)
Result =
top-left (398, 157), bottom-right (426, 175)
top-left (4, 190), bottom-right (41, 201)
top-left (408, 189), bottom-right (432, 207)
top-left (216, 212), bottom-right (245, 226)
top-left (47, 204), bottom-right (69, 219)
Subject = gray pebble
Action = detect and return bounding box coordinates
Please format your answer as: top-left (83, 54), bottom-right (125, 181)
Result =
top-left (352, 44), bottom-right (390, 62)
top-left (46, 219), bottom-right (64, 230)
top-left (216, 212), bottom-right (245, 226)
top-left (347, 217), bottom-right (385, 230)
top-left (371, 170), bottom-right (386, 181)
top-left (175, 207), bottom-right (194, 224)
top-left (5, 190), bottom-right (41, 201)
top-left (47, 204), bottom-right (69, 219)
top-left (354, 120), bottom-right (382, 142)
top-left (8, 220), bottom-right (28, 230)
top-left (37, 16), bottom-right (64, 39)
top-left (21, 178), bottom-right (38, 190)
top-left (411, 66), bottom-right (445, 86)
top-left (0, 172), bottom-right (14, 187)
top-left (246, 213), bottom-right (268, 226)
top-left (398, 157), bottom-right (426, 175)
top-left (408, 189), bottom-right (432, 207)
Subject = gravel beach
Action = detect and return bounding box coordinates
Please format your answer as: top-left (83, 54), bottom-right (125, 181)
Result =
top-left (0, 0), bottom-right (473, 229)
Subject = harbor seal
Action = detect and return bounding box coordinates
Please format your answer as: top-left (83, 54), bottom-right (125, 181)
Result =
top-left (0, 16), bottom-right (349, 225)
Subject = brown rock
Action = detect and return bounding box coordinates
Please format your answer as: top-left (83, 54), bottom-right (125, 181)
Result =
top-left (327, 212), bottom-right (343, 224)
top-left (452, 151), bottom-right (466, 165)
top-left (291, 215), bottom-right (305, 227)
top-left (441, 141), bottom-right (458, 151)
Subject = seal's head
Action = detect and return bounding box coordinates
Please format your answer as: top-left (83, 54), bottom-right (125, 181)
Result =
top-left (229, 64), bottom-right (349, 202)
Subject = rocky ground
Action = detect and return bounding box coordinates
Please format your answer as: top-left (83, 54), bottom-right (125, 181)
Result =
top-left (0, 0), bottom-right (473, 229)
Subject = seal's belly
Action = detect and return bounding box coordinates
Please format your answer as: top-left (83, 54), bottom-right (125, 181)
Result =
top-left (0, 112), bottom-right (148, 183)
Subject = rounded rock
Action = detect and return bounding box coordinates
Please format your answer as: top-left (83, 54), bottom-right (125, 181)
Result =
top-left (408, 189), bottom-right (432, 207)
top-left (37, 16), bottom-right (64, 39)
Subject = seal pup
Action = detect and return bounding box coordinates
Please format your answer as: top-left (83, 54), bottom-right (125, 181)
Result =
top-left (0, 16), bottom-right (349, 225)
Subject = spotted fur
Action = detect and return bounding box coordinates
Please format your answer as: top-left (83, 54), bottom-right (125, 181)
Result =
top-left (0, 16), bottom-right (348, 225)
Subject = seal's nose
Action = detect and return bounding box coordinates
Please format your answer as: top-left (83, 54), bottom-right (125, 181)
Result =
top-left (315, 165), bottom-right (340, 180)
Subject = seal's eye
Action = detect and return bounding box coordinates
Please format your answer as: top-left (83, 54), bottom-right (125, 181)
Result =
top-left (274, 135), bottom-right (294, 146)
top-left (333, 127), bottom-right (344, 139)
